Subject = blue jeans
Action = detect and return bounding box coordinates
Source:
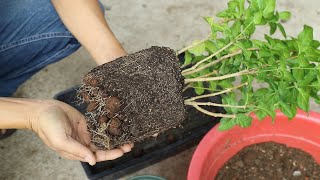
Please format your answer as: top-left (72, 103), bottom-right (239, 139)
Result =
top-left (0, 0), bottom-right (82, 97)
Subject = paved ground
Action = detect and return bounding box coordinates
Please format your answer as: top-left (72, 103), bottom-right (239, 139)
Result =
top-left (1, 0), bottom-right (320, 179)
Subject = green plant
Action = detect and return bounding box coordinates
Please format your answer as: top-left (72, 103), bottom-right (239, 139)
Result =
top-left (180, 0), bottom-right (320, 130)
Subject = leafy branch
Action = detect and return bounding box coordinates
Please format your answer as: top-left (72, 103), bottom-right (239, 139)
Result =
top-left (182, 48), bottom-right (259, 76)
top-left (188, 104), bottom-right (236, 118)
top-left (179, 0), bottom-right (320, 130)
top-left (185, 69), bottom-right (255, 83)
top-left (185, 101), bottom-right (247, 109)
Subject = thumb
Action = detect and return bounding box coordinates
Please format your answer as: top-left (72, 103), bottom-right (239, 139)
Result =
top-left (60, 137), bottom-right (96, 165)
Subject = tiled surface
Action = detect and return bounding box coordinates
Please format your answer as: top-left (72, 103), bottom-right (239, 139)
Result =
top-left (1, 0), bottom-right (320, 179)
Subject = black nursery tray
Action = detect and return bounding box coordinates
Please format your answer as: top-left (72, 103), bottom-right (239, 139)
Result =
top-left (54, 86), bottom-right (222, 180)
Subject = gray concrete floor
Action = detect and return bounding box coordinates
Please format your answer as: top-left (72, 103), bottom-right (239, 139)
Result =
top-left (1, 0), bottom-right (320, 179)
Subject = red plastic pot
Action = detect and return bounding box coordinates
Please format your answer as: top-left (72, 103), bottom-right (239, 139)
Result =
top-left (188, 110), bottom-right (320, 180)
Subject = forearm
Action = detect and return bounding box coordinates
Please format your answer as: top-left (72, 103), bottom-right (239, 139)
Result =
top-left (51, 0), bottom-right (127, 65)
top-left (0, 98), bottom-right (41, 130)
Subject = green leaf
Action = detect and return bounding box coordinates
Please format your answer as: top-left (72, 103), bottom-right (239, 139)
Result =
top-left (244, 21), bottom-right (256, 36)
top-left (266, 94), bottom-right (279, 109)
top-left (265, 35), bottom-right (276, 47)
top-left (256, 70), bottom-right (267, 81)
top-left (304, 47), bottom-right (320, 61)
top-left (311, 90), bottom-right (320, 104)
top-left (222, 93), bottom-right (238, 113)
top-left (298, 54), bottom-right (310, 67)
top-left (223, 27), bottom-right (234, 39)
top-left (233, 55), bottom-right (242, 66)
top-left (254, 11), bottom-right (263, 24)
top-left (241, 86), bottom-right (253, 106)
top-left (248, 0), bottom-right (259, 10)
top-left (204, 16), bottom-right (214, 27)
top-left (220, 61), bottom-right (232, 74)
top-left (235, 42), bottom-right (252, 60)
top-left (292, 69), bottom-right (304, 81)
top-left (269, 22), bottom-right (277, 35)
top-left (297, 88), bottom-right (310, 112)
top-left (257, 103), bottom-right (276, 121)
top-left (217, 10), bottom-right (229, 18)
top-left (278, 81), bottom-right (289, 98)
top-left (242, 39), bottom-right (253, 48)
top-left (286, 39), bottom-right (299, 52)
top-left (269, 11), bottom-right (280, 22)
top-left (258, 49), bottom-right (272, 58)
top-left (183, 51), bottom-right (192, 66)
top-left (188, 41), bottom-right (206, 56)
top-left (279, 59), bottom-right (291, 81)
top-left (316, 98), bottom-right (320, 105)
top-left (311, 40), bottom-right (320, 48)
top-left (311, 80), bottom-right (320, 91)
top-left (244, 75), bottom-right (254, 89)
top-left (205, 40), bottom-right (217, 53)
top-left (277, 23), bottom-right (287, 38)
top-left (298, 25), bottom-right (314, 45)
top-left (254, 88), bottom-right (269, 97)
top-left (279, 11), bottom-right (291, 21)
top-left (231, 21), bottom-right (242, 37)
top-left (289, 88), bottom-right (299, 102)
top-left (313, 74), bottom-right (320, 86)
top-left (235, 114), bottom-right (252, 128)
top-left (213, 23), bottom-right (228, 32)
top-left (209, 81), bottom-right (217, 92)
top-left (194, 82), bottom-right (205, 95)
top-left (218, 117), bottom-right (235, 131)
top-left (219, 80), bottom-right (234, 89)
top-left (228, 0), bottom-right (238, 12)
top-left (266, 79), bottom-right (278, 92)
top-left (257, 0), bottom-right (266, 10)
top-left (299, 69), bottom-right (318, 86)
top-left (263, 0), bottom-right (275, 16)
top-left (252, 39), bottom-right (265, 47)
top-left (256, 109), bottom-right (268, 120)
top-left (279, 101), bottom-right (296, 119)
top-left (274, 42), bottom-right (290, 58)
top-left (199, 68), bottom-right (211, 76)
top-left (238, 0), bottom-right (245, 15)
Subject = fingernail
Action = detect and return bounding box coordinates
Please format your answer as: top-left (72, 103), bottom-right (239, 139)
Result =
top-left (85, 156), bottom-right (95, 166)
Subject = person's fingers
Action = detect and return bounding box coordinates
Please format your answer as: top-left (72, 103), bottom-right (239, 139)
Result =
top-left (130, 143), bottom-right (134, 148)
top-left (57, 151), bottom-right (85, 161)
top-left (76, 120), bottom-right (92, 146)
top-left (89, 143), bottom-right (101, 152)
top-left (119, 144), bottom-right (132, 153)
top-left (56, 136), bottom-right (96, 165)
top-left (95, 149), bottom-right (124, 162)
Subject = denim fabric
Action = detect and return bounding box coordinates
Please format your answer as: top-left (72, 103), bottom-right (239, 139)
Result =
top-left (0, 0), bottom-right (81, 97)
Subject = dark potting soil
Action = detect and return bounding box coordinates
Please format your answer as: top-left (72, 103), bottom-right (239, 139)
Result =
top-left (78, 46), bottom-right (185, 150)
top-left (216, 142), bottom-right (320, 180)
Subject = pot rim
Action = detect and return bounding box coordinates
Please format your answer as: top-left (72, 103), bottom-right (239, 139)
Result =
top-left (188, 109), bottom-right (320, 180)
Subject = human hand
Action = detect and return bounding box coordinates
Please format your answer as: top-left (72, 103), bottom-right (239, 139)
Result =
top-left (29, 100), bottom-right (133, 165)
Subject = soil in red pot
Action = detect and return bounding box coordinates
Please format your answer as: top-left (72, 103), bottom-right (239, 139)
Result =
top-left (216, 142), bottom-right (320, 180)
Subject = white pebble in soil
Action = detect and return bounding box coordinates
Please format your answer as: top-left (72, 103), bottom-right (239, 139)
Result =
top-left (292, 170), bottom-right (302, 177)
